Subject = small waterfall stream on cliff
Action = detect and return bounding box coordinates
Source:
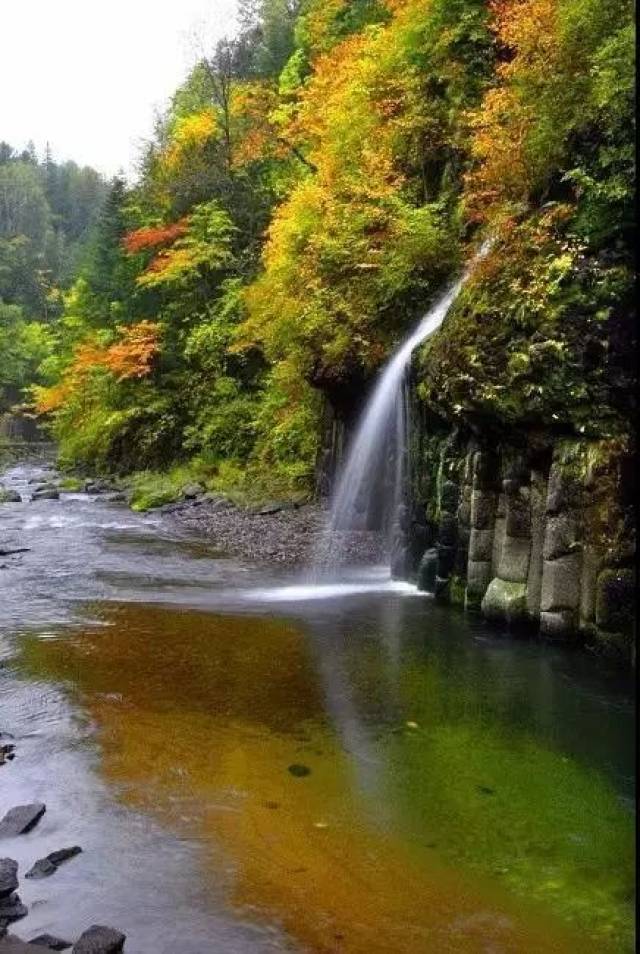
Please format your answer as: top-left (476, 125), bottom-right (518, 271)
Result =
top-left (314, 248), bottom-right (488, 583)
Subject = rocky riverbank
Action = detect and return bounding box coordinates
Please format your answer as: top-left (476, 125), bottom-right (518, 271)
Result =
top-left (0, 736), bottom-right (126, 952)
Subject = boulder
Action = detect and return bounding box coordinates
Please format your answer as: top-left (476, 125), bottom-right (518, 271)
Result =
top-left (29, 935), bottom-right (72, 950)
top-left (71, 926), bottom-right (125, 954)
top-left (0, 803), bottom-right (46, 837)
top-left (26, 846), bottom-right (82, 879)
top-left (181, 483), bottom-right (204, 500)
top-left (0, 892), bottom-right (27, 922)
top-left (0, 935), bottom-right (39, 953)
top-left (0, 858), bottom-right (18, 898)
top-left (0, 489), bottom-right (21, 504)
top-left (31, 489), bottom-right (59, 501)
top-left (24, 858), bottom-right (56, 879)
top-left (481, 578), bottom-right (528, 625)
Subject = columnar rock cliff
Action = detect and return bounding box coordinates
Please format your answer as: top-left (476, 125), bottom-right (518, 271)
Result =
top-left (403, 413), bottom-right (635, 662)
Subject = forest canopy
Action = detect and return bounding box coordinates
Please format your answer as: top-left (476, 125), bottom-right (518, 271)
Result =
top-left (8, 0), bottom-right (634, 499)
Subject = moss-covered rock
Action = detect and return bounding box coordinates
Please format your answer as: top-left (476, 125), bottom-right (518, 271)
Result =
top-left (481, 578), bottom-right (528, 625)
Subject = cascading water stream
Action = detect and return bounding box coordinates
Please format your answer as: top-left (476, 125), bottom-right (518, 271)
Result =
top-left (315, 246), bottom-right (488, 580)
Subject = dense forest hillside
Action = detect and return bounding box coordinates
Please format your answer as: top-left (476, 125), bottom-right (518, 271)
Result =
top-left (27, 0), bottom-right (635, 503)
top-left (0, 142), bottom-right (107, 411)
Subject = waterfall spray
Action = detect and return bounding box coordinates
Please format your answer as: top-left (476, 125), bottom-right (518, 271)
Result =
top-left (316, 245), bottom-right (489, 578)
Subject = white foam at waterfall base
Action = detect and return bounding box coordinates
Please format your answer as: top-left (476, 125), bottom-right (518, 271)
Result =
top-left (315, 244), bottom-right (489, 580)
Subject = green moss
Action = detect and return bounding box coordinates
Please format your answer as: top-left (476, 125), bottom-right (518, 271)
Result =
top-left (59, 476), bottom-right (83, 492)
top-left (449, 574), bottom-right (466, 606)
top-left (481, 578), bottom-right (529, 624)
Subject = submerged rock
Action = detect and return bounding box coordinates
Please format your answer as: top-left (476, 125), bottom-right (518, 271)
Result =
top-left (0, 803), bottom-right (46, 837)
top-left (0, 892), bottom-right (27, 922)
top-left (25, 846), bottom-right (82, 880)
top-left (288, 763), bottom-right (311, 777)
top-left (71, 925), bottom-right (126, 953)
top-left (29, 935), bottom-right (72, 950)
top-left (0, 859), bottom-right (18, 898)
top-left (31, 487), bottom-right (59, 501)
top-left (481, 578), bottom-right (529, 625)
top-left (0, 488), bottom-right (21, 503)
top-left (84, 480), bottom-right (117, 495)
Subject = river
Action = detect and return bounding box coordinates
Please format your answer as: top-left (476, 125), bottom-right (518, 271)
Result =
top-left (0, 460), bottom-right (635, 953)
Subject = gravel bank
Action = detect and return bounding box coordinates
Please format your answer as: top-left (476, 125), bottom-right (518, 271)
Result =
top-left (165, 497), bottom-right (387, 567)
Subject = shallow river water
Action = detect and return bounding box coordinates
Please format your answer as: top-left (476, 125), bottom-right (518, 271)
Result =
top-left (0, 461), bottom-right (635, 953)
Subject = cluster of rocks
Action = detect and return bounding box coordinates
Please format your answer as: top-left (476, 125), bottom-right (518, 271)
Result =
top-left (0, 474), bottom-right (126, 506)
top-left (1, 745), bottom-right (126, 952)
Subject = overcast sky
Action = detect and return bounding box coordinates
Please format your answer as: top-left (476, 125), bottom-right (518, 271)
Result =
top-left (1, 0), bottom-right (239, 179)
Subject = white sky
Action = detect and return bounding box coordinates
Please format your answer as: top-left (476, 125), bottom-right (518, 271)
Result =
top-left (1, 0), bottom-right (240, 179)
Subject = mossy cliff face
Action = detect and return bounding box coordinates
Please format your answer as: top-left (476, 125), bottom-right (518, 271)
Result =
top-left (399, 420), bottom-right (635, 663)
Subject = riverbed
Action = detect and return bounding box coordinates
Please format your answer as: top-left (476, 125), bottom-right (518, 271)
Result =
top-left (0, 461), bottom-right (635, 952)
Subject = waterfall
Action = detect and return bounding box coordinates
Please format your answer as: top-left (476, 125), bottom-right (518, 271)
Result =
top-left (316, 246), bottom-right (487, 578)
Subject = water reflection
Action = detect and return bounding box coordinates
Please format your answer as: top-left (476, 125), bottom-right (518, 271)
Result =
top-left (1, 462), bottom-right (635, 953)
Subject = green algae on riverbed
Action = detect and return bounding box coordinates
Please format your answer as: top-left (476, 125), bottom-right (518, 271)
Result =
top-left (17, 601), bottom-right (634, 953)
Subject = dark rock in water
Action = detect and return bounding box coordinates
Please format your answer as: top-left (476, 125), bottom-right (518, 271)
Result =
top-left (0, 858), bottom-right (18, 898)
top-left (24, 858), bottom-right (56, 880)
top-left (84, 480), bottom-right (118, 495)
top-left (288, 763), bottom-right (311, 778)
top-left (0, 743), bottom-right (16, 765)
top-left (0, 892), bottom-right (28, 921)
top-left (0, 488), bottom-right (21, 503)
top-left (31, 488), bottom-right (60, 501)
top-left (29, 934), bottom-right (73, 950)
top-left (46, 846), bottom-right (82, 867)
top-left (0, 803), bottom-right (46, 837)
top-left (26, 846), bottom-right (82, 879)
top-left (71, 925), bottom-right (126, 953)
top-left (0, 934), bottom-right (39, 952)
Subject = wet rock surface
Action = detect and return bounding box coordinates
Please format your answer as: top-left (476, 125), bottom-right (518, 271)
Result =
top-left (28, 935), bottom-right (72, 950)
top-left (25, 847), bottom-right (82, 880)
top-left (0, 805), bottom-right (46, 838)
top-left (71, 926), bottom-right (125, 954)
top-left (0, 860), bottom-right (18, 899)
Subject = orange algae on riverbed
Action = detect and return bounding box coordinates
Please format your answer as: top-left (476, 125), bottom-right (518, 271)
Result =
top-left (19, 603), bottom-right (618, 954)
